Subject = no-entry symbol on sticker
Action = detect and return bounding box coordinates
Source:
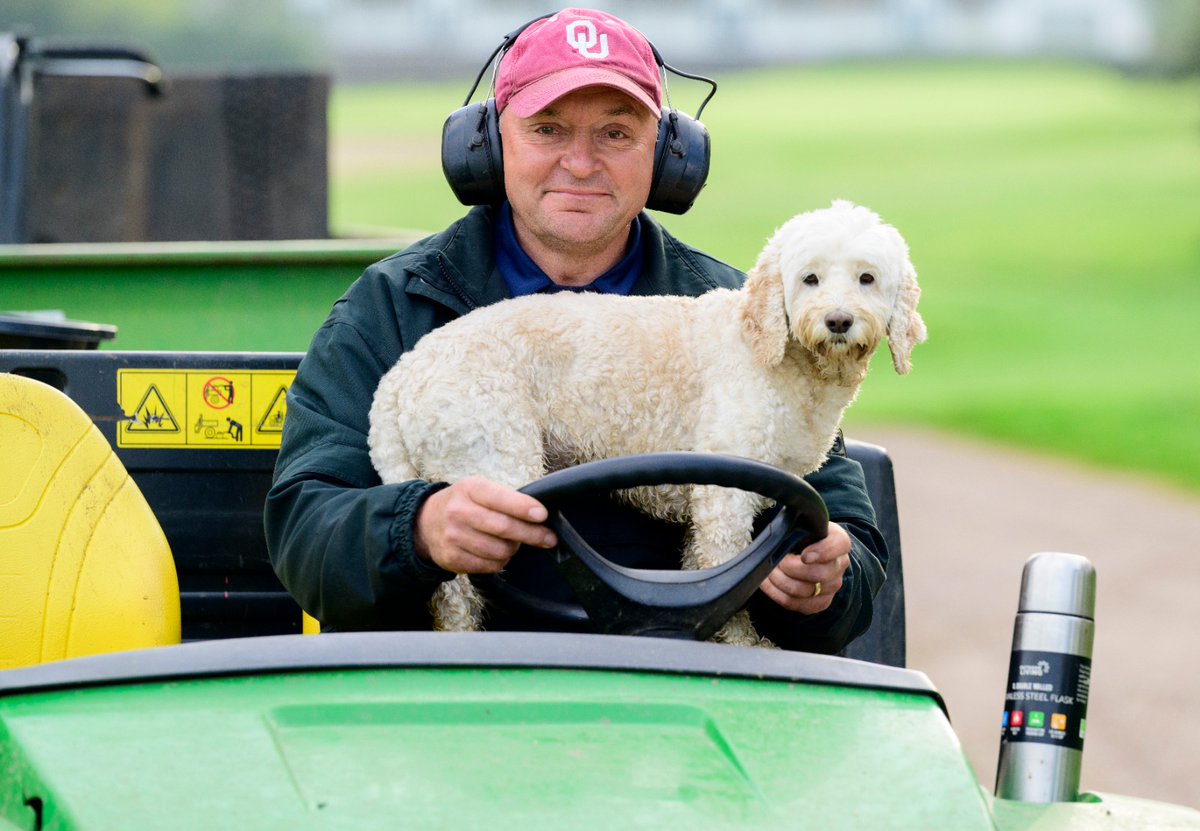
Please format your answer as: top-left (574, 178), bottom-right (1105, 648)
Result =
top-left (117, 368), bottom-right (295, 450)
top-left (202, 376), bottom-right (235, 409)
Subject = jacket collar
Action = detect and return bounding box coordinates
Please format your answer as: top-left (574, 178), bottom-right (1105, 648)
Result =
top-left (406, 204), bottom-right (730, 313)
top-left (402, 205), bottom-right (508, 315)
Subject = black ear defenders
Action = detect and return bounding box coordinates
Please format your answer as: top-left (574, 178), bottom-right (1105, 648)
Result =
top-left (441, 16), bottom-right (717, 215)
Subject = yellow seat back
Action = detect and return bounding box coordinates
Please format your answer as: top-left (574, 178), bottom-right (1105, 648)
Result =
top-left (0, 373), bottom-right (180, 669)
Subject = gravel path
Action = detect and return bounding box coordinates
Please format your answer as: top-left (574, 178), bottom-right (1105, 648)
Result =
top-left (856, 427), bottom-right (1200, 809)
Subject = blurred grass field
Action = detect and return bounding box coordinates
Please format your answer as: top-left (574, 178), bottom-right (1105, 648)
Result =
top-left (329, 61), bottom-right (1200, 494)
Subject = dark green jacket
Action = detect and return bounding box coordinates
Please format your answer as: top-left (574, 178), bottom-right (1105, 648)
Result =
top-left (265, 205), bottom-right (887, 651)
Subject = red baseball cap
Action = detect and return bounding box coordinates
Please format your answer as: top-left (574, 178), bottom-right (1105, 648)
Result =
top-left (495, 8), bottom-right (662, 118)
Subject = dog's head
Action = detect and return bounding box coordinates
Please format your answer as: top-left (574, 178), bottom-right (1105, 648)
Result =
top-left (741, 199), bottom-right (926, 374)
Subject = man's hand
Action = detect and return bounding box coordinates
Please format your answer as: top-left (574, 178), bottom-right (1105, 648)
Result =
top-left (759, 521), bottom-right (852, 615)
top-left (414, 477), bottom-right (557, 574)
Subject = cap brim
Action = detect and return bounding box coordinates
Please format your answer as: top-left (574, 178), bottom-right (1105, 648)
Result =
top-left (503, 67), bottom-right (660, 118)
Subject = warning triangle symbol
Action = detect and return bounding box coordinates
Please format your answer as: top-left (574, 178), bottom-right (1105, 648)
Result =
top-left (257, 385), bottom-right (288, 433)
top-left (126, 384), bottom-right (180, 432)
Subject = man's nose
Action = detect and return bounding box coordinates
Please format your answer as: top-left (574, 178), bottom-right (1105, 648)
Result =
top-left (560, 132), bottom-right (601, 177)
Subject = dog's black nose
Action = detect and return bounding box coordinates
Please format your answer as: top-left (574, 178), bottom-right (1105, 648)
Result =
top-left (825, 311), bottom-right (854, 335)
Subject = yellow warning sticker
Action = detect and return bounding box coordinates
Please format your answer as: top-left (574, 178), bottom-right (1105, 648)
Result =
top-left (117, 369), bottom-right (296, 449)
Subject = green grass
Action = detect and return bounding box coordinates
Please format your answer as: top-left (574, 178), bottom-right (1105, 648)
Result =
top-left (329, 61), bottom-right (1200, 494)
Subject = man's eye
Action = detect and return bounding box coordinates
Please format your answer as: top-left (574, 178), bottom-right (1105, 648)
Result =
top-left (606, 129), bottom-right (627, 140)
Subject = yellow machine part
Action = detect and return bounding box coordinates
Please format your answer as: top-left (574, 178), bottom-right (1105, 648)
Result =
top-left (0, 373), bottom-right (180, 670)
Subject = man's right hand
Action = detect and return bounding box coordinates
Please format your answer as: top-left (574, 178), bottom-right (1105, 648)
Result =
top-left (413, 477), bottom-right (557, 574)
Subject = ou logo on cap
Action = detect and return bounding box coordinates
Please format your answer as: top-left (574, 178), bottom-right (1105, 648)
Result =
top-left (566, 20), bottom-right (609, 59)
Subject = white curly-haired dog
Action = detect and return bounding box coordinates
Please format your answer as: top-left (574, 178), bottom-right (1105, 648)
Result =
top-left (368, 199), bottom-right (925, 645)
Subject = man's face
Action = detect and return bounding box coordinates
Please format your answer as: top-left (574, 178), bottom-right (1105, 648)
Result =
top-left (500, 86), bottom-right (658, 265)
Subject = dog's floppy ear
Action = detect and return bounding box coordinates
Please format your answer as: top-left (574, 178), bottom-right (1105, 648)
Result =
top-left (887, 260), bottom-right (927, 375)
top-left (741, 250), bottom-right (788, 367)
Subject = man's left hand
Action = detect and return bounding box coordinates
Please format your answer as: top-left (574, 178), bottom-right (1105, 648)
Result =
top-left (759, 521), bottom-right (851, 615)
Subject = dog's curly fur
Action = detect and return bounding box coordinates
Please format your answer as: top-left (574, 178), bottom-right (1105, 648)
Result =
top-left (368, 200), bottom-right (925, 645)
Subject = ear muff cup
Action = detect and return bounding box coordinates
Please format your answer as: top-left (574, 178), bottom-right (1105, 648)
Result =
top-left (648, 108), bottom-right (710, 215)
top-left (441, 102), bottom-right (709, 215)
top-left (441, 99), bottom-right (504, 209)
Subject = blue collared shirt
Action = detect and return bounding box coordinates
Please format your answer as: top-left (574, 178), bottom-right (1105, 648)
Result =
top-left (494, 201), bottom-right (643, 298)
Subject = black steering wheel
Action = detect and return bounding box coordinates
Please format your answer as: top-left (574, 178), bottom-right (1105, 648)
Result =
top-left (472, 453), bottom-right (828, 641)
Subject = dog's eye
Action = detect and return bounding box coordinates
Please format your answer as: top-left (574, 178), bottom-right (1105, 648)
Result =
top-left (803, 274), bottom-right (819, 286)
top-left (859, 273), bottom-right (875, 285)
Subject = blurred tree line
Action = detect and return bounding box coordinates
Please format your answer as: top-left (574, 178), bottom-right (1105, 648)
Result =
top-left (2, 0), bottom-right (326, 71)
top-left (1151, 0), bottom-right (1200, 76)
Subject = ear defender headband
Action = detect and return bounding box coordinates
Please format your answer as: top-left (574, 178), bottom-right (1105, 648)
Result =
top-left (441, 15), bottom-right (717, 215)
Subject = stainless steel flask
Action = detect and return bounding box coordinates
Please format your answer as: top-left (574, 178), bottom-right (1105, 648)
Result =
top-left (995, 552), bottom-right (1096, 802)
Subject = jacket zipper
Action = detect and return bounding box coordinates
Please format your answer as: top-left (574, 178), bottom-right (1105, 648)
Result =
top-left (436, 255), bottom-right (479, 313)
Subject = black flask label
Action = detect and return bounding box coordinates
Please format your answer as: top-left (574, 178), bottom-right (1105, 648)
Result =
top-left (1000, 649), bottom-right (1090, 751)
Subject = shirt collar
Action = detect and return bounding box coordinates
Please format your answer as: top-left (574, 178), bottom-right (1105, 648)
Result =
top-left (494, 201), bottom-right (643, 298)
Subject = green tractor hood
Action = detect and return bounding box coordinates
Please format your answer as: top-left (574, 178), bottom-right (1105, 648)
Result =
top-left (0, 632), bottom-right (973, 829)
top-left (2, 633), bottom-right (1198, 830)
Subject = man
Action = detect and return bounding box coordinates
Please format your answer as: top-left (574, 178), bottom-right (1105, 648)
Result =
top-left (265, 8), bottom-right (886, 652)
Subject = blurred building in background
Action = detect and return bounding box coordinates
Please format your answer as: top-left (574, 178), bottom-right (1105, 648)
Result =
top-left (300, 0), bottom-right (1157, 82)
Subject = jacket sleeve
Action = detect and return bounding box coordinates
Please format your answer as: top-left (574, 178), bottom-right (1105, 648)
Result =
top-left (746, 452), bottom-right (888, 653)
top-left (264, 309), bottom-right (454, 631)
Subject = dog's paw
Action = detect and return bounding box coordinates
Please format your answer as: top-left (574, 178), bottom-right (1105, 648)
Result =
top-left (712, 611), bottom-right (777, 649)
